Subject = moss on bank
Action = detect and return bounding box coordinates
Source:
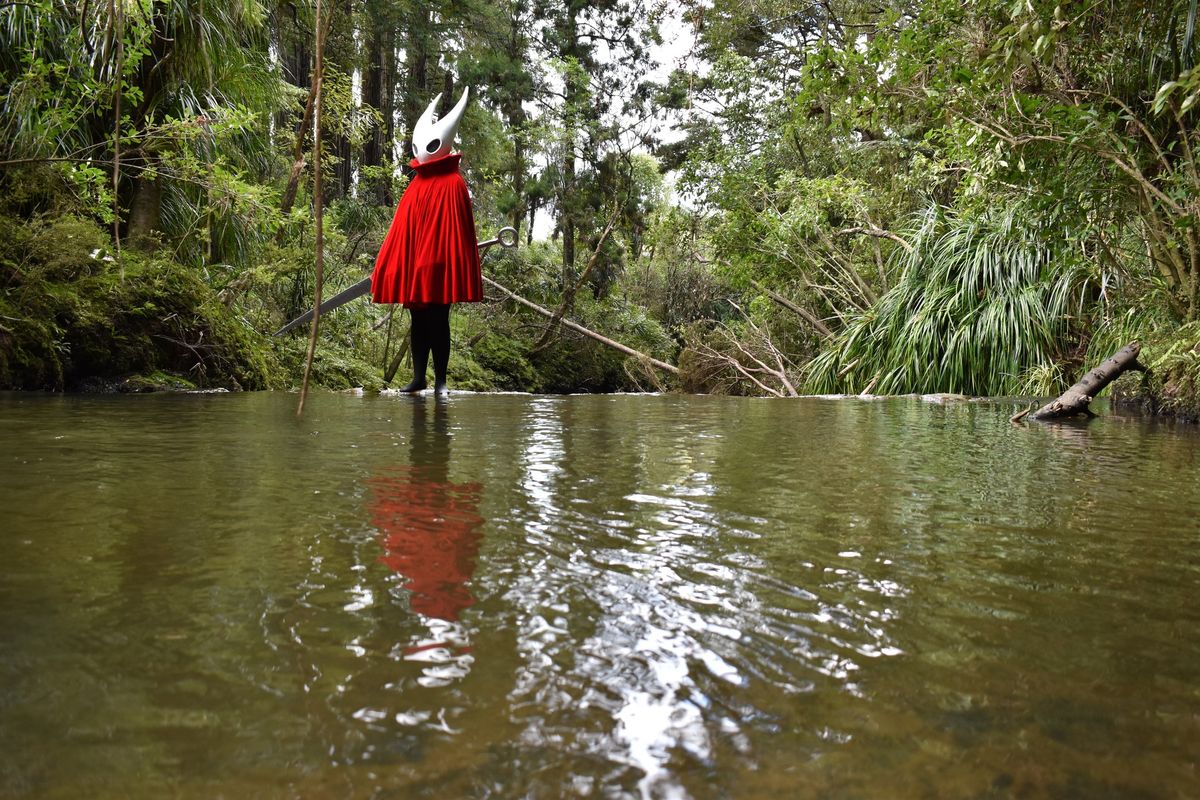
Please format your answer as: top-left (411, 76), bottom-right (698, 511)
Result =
top-left (0, 214), bottom-right (277, 391)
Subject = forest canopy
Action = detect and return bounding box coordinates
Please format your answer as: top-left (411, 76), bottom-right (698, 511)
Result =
top-left (1, 0), bottom-right (1198, 411)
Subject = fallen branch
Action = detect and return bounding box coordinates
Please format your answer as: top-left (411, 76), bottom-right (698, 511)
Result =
top-left (752, 280), bottom-right (833, 337)
top-left (728, 300), bottom-right (798, 396)
top-left (691, 340), bottom-right (784, 396)
top-left (833, 225), bottom-right (914, 254)
top-left (1027, 342), bottom-right (1147, 421)
top-left (686, 303), bottom-right (800, 397)
top-left (483, 276), bottom-right (678, 375)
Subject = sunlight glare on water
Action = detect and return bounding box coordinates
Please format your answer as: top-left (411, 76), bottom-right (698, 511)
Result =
top-left (1, 391), bottom-right (1198, 798)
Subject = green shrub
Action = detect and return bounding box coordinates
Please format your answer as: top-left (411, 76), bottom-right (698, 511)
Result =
top-left (807, 205), bottom-right (1093, 396)
top-left (470, 331), bottom-right (540, 391)
top-left (0, 213), bottom-right (276, 390)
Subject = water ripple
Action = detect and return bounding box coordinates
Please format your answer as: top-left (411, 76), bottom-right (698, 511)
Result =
top-left (1, 392), bottom-right (1198, 798)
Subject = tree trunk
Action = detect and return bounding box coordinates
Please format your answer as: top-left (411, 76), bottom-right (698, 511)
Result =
top-left (528, 195), bottom-right (539, 245)
top-left (503, 13), bottom-right (528, 238)
top-left (280, 9), bottom-right (332, 219)
top-left (505, 93), bottom-right (527, 237)
top-left (126, 169), bottom-right (162, 242)
top-left (383, 25), bottom-right (396, 194)
top-left (335, 133), bottom-right (352, 198)
top-left (280, 80), bottom-right (316, 218)
top-left (1021, 342), bottom-right (1146, 421)
top-left (362, 25), bottom-right (385, 203)
top-left (561, 158), bottom-right (576, 284)
top-left (558, 4), bottom-right (581, 287)
top-left (401, 8), bottom-right (432, 175)
top-left (111, 0), bottom-right (123, 255)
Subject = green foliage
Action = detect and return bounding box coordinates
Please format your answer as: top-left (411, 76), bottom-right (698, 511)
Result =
top-left (271, 333), bottom-right (384, 391)
top-left (1, 0), bottom-right (286, 265)
top-left (1143, 321), bottom-right (1200, 416)
top-left (460, 241), bottom-right (680, 393)
top-left (2, 0), bottom-right (1199, 412)
top-left (470, 333), bottom-right (540, 391)
top-left (1084, 305), bottom-right (1200, 415)
top-left (661, 0), bottom-right (1200, 408)
top-left (0, 212), bottom-right (275, 390)
top-left (1014, 360), bottom-right (1068, 397)
top-left (807, 205), bottom-right (1092, 396)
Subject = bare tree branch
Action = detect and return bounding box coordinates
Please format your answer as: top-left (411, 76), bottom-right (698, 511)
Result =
top-left (833, 225), bottom-right (913, 254)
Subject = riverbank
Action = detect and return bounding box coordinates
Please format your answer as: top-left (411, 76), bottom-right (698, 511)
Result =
top-left (0, 210), bottom-right (676, 395)
top-left (4, 209), bottom-right (1198, 419)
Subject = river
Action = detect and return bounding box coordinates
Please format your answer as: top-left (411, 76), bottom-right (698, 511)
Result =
top-left (1, 391), bottom-right (1197, 798)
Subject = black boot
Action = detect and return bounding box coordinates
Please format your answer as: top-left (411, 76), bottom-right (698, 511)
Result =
top-left (429, 304), bottom-right (451, 396)
top-left (399, 308), bottom-right (430, 392)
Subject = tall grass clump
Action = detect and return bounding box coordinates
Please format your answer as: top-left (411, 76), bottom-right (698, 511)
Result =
top-left (806, 205), bottom-right (1093, 396)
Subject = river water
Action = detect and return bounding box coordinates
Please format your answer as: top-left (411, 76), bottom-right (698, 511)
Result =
top-left (0, 391), bottom-right (1197, 798)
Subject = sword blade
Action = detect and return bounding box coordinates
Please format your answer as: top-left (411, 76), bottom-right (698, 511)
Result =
top-left (273, 227), bottom-right (517, 336)
top-left (273, 277), bottom-right (371, 336)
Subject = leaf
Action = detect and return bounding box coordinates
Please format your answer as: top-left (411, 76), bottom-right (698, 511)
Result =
top-left (1152, 81), bottom-right (1180, 114)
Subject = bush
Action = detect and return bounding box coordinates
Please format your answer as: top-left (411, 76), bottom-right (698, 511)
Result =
top-left (806, 205), bottom-right (1093, 396)
top-left (0, 213), bottom-right (275, 390)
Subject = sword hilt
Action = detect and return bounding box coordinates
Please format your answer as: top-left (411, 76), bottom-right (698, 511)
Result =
top-left (476, 226), bottom-right (518, 253)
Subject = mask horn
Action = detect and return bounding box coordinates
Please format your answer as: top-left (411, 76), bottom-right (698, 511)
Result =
top-left (411, 87), bottom-right (470, 164)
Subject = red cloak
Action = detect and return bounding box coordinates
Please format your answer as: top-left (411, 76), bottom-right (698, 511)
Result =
top-left (370, 153), bottom-right (483, 307)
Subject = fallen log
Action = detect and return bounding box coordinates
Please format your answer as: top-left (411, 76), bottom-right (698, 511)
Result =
top-left (751, 280), bottom-right (833, 338)
top-left (1024, 342), bottom-right (1147, 421)
top-left (482, 276), bottom-right (679, 376)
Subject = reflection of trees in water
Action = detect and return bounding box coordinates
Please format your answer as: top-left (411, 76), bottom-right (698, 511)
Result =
top-left (492, 397), bottom-right (908, 798)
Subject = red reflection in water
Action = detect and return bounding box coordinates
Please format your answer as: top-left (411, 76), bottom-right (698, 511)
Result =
top-left (368, 404), bottom-right (484, 623)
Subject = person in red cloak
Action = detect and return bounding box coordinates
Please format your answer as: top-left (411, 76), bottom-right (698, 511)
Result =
top-left (371, 88), bottom-right (482, 396)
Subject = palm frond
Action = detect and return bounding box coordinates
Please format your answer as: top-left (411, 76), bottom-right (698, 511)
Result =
top-left (806, 203), bottom-right (1094, 396)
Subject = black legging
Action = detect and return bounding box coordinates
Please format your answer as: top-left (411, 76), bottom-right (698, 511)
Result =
top-left (402, 304), bottom-right (450, 392)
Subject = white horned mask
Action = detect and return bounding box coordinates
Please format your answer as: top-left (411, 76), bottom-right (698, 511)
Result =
top-left (411, 87), bottom-right (470, 164)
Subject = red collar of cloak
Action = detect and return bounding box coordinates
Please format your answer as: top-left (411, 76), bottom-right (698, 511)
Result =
top-left (409, 152), bottom-right (463, 176)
